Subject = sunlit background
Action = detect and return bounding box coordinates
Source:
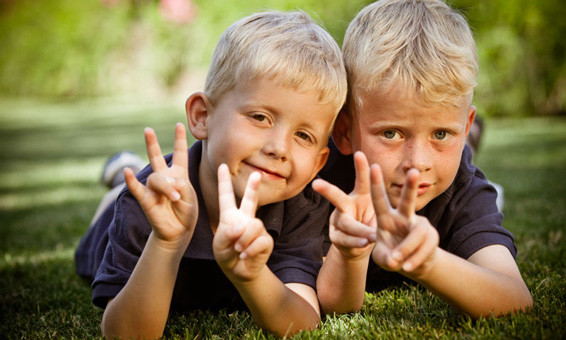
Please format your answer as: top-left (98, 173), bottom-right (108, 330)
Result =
top-left (1, 0), bottom-right (564, 117)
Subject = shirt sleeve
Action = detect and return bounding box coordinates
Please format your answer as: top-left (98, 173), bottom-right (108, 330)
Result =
top-left (427, 160), bottom-right (517, 260)
top-left (91, 191), bottom-right (152, 308)
top-left (267, 187), bottom-right (329, 290)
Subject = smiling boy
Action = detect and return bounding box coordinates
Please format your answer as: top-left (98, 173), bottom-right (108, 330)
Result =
top-left (75, 11), bottom-right (347, 338)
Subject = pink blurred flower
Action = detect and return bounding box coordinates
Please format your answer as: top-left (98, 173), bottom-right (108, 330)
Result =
top-left (159, 0), bottom-right (197, 24)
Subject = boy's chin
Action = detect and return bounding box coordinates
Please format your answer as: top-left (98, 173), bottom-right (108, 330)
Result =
top-left (389, 196), bottom-right (432, 213)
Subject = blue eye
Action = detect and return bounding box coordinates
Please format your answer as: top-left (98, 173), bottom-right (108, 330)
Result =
top-left (384, 130), bottom-right (397, 139)
top-left (434, 131), bottom-right (447, 140)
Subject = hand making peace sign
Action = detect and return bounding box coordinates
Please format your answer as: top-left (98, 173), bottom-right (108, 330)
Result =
top-left (369, 162), bottom-right (439, 277)
top-left (124, 123), bottom-right (199, 246)
top-left (315, 151), bottom-right (439, 278)
top-left (213, 164), bottom-right (274, 282)
top-left (313, 152), bottom-right (378, 259)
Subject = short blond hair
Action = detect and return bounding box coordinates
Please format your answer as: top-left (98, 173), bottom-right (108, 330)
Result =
top-left (343, 0), bottom-right (478, 110)
top-left (205, 11), bottom-right (347, 110)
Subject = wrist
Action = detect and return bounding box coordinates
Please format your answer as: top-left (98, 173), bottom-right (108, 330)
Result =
top-left (335, 244), bottom-right (373, 263)
top-left (406, 246), bottom-right (442, 283)
top-left (149, 231), bottom-right (191, 255)
top-left (225, 263), bottom-right (269, 287)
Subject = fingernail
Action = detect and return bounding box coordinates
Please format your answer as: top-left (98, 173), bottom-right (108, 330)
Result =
top-left (368, 233), bottom-right (377, 242)
top-left (171, 191), bottom-right (181, 201)
top-left (403, 262), bottom-right (413, 272)
top-left (358, 239), bottom-right (368, 247)
top-left (234, 243), bottom-right (242, 253)
top-left (239, 252), bottom-right (247, 260)
top-left (392, 251), bottom-right (403, 261)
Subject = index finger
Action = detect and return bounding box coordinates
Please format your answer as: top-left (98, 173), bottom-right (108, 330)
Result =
top-left (312, 178), bottom-right (352, 212)
top-left (352, 151), bottom-right (371, 195)
top-left (171, 123), bottom-right (189, 170)
top-left (397, 168), bottom-right (419, 218)
top-left (370, 163), bottom-right (391, 216)
top-left (217, 163), bottom-right (237, 212)
top-left (144, 127), bottom-right (168, 172)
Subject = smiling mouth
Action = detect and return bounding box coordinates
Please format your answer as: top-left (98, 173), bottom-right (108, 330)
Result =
top-left (245, 163), bottom-right (285, 180)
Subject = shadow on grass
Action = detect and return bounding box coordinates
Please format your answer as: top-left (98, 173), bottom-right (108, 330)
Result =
top-left (0, 256), bottom-right (104, 338)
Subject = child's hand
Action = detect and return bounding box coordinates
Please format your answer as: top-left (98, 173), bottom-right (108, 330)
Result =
top-left (313, 152), bottom-right (377, 259)
top-left (369, 164), bottom-right (439, 278)
top-left (213, 164), bottom-right (274, 282)
top-left (124, 123), bottom-right (198, 246)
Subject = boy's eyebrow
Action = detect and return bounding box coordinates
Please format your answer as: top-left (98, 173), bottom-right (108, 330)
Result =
top-left (366, 118), bottom-right (465, 131)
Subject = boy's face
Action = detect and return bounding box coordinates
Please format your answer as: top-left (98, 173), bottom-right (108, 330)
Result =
top-left (201, 77), bottom-right (336, 206)
top-left (337, 86), bottom-right (475, 211)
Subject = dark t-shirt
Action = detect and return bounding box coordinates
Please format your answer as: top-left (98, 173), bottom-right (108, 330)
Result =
top-left (318, 141), bottom-right (516, 291)
top-left (75, 141), bottom-right (329, 310)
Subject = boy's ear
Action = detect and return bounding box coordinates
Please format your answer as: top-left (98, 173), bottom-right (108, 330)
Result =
top-left (332, 110), bottom-right (354, 155)
top-left (464, 105), bottom-right (477, 137)
top-left (185, 92), bottom-right (211, 140)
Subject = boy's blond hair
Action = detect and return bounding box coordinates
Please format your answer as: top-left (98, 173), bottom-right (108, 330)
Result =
top-left (343, 0), bottom-right (478, 110)
top-left (205, 11), bottom-right (347, 110)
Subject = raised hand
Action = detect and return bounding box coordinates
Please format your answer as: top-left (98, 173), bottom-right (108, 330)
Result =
top-left (213, 164), bottom-right (274, 282)
top-left (124, 123), bottom-right (198, 244)
top-left (369, 164), bottom-right (439, 278)
top-left (312, 152), bottom-right (377, 259)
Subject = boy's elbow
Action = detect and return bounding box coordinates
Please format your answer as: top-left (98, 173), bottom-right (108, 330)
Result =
top-left (514, 289), bottom-right (534, 313)
top-left (319, 294), bottom-right (364, 315)
top-left (472, 290), bottom-right (533, 319)
top-left (101, 313), bottom-right (164, 340)
top-left (507, 284), bottom-right (534, 315)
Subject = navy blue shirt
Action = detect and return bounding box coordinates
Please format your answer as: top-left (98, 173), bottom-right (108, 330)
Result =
top-left (319, 141), bottom-right (516, 290)
top-left (75, 141), bottom-right (329, 310)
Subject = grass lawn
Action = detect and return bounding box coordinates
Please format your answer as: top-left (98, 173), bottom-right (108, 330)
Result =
top-left (1, 98), bottom-right (565, 339)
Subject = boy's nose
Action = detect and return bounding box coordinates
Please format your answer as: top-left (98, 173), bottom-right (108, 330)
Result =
top-left (262, 129), bottom-right (289, 161)
top-left (402, 141), bottom-right (432, 173)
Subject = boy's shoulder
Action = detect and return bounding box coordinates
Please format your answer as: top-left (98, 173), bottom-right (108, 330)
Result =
top-left (318, 139), bottom-right (356, 194)
top-left (420, 145), bottom-right (516, 259)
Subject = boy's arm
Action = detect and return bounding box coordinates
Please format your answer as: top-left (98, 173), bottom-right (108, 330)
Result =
top-left (213, 164), bottom-right (321, 336)
top-left (408, 244), bottom-right (532, 318)
top-left (102, 232), bottom-right (190, 339)
top-left (230, 269), bottom-right (321, 336)
top-left (313, 152), bottom-right (378, 313)
top-left (101, 124), bottom-right (198, 339)
top-left (368, 163), bottom-right (533, 318)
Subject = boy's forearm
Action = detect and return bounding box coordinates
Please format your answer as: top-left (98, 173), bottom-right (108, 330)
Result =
top-left (410, 248), bottom-right (533, 318)
top-left (227, 266), bottom-right (321, 336)
top-left (317, 245), bottom-right (370, 314)
top-left (101, 232), bottom-right (190, 339)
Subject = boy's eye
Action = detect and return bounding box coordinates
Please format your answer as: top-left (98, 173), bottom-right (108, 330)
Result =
top-left (295, 131), bottom-right (312, 142)
top-left (383, 130), bottom-right (397, 139)
top-left (251, 113), bottom-right (267, 122)
top-left (434, 131), bottom-right (447, 140)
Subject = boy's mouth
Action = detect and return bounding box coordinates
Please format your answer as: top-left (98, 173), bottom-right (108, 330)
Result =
top-left (416, 183), bottom-right (431, 196)
top-left (244, 162), bottom-right (286, 180)
top-left (392, 182), bottom-right (431, 196)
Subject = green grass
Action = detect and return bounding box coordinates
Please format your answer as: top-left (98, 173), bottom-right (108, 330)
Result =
top-left (1, 98), bottom-right (565, 339)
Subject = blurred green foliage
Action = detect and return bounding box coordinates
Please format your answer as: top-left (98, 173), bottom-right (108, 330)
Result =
top-left (0, 0), bottom-right (564, 116)
top-left (453, 0), bottom-right (566, 116)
